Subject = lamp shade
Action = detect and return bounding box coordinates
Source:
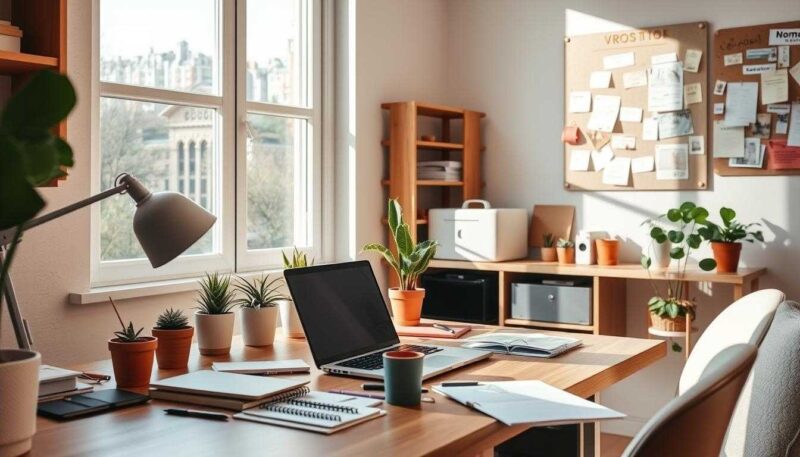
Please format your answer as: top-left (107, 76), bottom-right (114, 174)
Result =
top-left (132, 191), bottom-right (217, 268)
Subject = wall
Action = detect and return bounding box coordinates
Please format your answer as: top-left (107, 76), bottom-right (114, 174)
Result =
top-left (445, 0), bottom-right (799, 435)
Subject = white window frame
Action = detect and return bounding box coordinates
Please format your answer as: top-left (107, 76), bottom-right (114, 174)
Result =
top-left (91, 0), bottom-right (324, 287)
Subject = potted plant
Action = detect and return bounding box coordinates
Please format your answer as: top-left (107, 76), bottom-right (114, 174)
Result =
top-left (363, 199), bottom-right (438, 326)
top-left (642, 202), bottom-right (716, 351)
top-left (541, 233), bottom-right (557, 262)
top-left (0, 71), bottom-right (76, 457)
top-left (698, 207), bottom-right (764, 273)
top-left (195, 272), bottom-right (236, 355)
top-left (108, 298), bottom-right (157, 388)
top-left (151, 308), bottom-right (193, 370)
top-left (279, 247), bottom-right (313, 338)
top-left (236, 275), bottom-right (284, 347)
top-left (641, 220), bottom-right (672, 269)
top-left (596, 238), bottom-right (619, 266)
top-left (556, 238), bottom-right (575, 264)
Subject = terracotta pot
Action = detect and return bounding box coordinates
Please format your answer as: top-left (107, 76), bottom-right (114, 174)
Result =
top-left (556, 247), bottom-right (575, 265)
top-left (278, 299), bottom-right (305, 339)
top-left (108, 337), bottom-right (157, 388)
top-left (711, 242), bottom-right (742, 273)
top-left (388, 288), bottom-right (425, 326)
top-left (0, 349), bottom-right (40, 457)
top-left (195, 312), bottom-right (235, 355)
top-left (649, 313), bottom-right (689, 333)
top-left (241, 306), bottom-right (278, 347)
top-left (151, 327), bottom-right (194, 370)
top-left (541, 247), bottom-right (557, 262)
top-left (596, 239), bottom-right (620, 266)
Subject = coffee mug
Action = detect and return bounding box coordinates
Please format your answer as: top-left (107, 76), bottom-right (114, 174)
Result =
top-left (383, 350), bottom-right (425, 406)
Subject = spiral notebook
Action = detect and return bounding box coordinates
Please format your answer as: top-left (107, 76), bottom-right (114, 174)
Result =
top-left (234, 386), bottom-right (385, 434)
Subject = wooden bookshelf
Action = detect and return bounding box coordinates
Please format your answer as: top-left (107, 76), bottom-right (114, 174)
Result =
top-left (0, 50), bottom-right (58, 73)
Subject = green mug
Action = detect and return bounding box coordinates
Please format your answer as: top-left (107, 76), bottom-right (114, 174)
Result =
top-left (383, 351), bottom-right (425, 406)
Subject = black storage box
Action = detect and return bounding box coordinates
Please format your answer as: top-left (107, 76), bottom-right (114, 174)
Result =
top-left (420, 270), bottom-right (498, 324)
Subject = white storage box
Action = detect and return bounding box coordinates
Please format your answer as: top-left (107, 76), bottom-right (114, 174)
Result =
top-left (429, 200), bottom-right (528, 262)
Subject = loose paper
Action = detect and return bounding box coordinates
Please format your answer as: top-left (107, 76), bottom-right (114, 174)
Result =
top-left (658, 110), bottom-right (694, 139)
top-left (569, 149), bottom-right (591, 171)
top-left (631, 155), bottom-right (655, 173)
top-left (751, 113), bottom-right (772, 139)
top-left (622, 70), bottom-right (648, 89)
top-left (724, 53), bottom-right (743, 66)
top-left (620, 107), bottom-right (643, 123)
top-left (602, 157), bottom-right (631, 186)
top-left (642, 117), bottom-right (659, 141)
top-left (591, 145), bottom-right (614, 171)
top-left (689, 135), bottom-right (704, 155)
top-left (713, 120), bottom-right (745, 158)
top-left (790, 61), bottom-right (800, 86)
top-left (569, 91), bottom-right (592, 113)
top-left (778, 46), bottom-right (790, 68)
top-left (684, 83), bottom-right (702, 106)
top-left (587, 95), bottom-right (620, 133)
top-left (724, 82), bottom-right (758, 127)
top-left (729, 139), bottom-right (765, 168)
top-left (743, 64), bottom-right (777, 75)
top-left (789, 102), bottom-right (800, 147)
top-left (713, 80), bottom-right (727, 96)
top-left (648, 61), bottom-right (683, 112)
top-left (603, 52), bottom-right (635, 70)
top-left (655, 144), bottom-right (689, 180)
top-left (651, 52), bottom-right (677, 65)
top-left (589, 70), bottom-right (612, 89)
top-left (611, 134), bottom-right (636, 150)
top-left (769, 28), bottom-right (800, 46)
top-left (684, 49), bottom-right (702, 73)
top-left (766, 140), bottom-right (800, 170)
top-left (714, 103), bottom-right (725, 115)
top-left (746, 48), bottom-right (777, 61)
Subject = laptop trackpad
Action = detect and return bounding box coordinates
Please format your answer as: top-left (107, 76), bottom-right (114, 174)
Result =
top-left (424, 355), bottom-right (461, 369)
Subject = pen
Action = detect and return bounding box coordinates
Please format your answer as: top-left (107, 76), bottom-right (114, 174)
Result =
top-left (361, 383), bottom-right (429, 393)
top-left (433, 323), bottom-right (457, 334)
top-left (329, 389), bottom-right (385, 400)
top-left (441, 381), bottom-right (480, 387)
top-left (164, 408), bottom-right (230, 421)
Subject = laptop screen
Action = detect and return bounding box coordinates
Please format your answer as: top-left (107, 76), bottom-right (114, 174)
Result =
top-left (284, 261), bottom-right (400, 367)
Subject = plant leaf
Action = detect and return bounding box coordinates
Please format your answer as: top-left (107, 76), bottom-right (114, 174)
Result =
top-left (669, 247), bottom-right (685, 259)
top-left (641, 255), bottom-right (652, 269)
top-left (699, 258), bottom-right (717, 271)
top-left (667, 230), bottom-right (684, 244)
top-left (720, 207), bottom-right (736, 224)
top-left (395, 223), bottom-right (414, 257)
top-left (666, 209), bottom-right (682, 222)
top-left (387, 199), bottom-right (401, 234)
top-left (687, 234), bottom-right (702, 249)
top-left (1, 70), bottom-right (76, 136)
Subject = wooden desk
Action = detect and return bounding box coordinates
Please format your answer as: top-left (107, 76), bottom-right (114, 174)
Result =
top-left (429, 259), bottom-right (767, 336)
top-left (32, 328), bottom-right (665, 457)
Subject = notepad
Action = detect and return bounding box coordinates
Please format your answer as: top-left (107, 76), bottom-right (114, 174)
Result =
top-left (461, 332), bottom-right (581, 358)
top-left (211, 359), bottom-right (311, 375)
top-left (150, 370), bottom-right (309, 400)
top-left (433, 380), bottom-right (624, 426)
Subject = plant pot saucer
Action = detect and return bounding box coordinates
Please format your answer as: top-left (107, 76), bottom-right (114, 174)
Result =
top-left (648, 326), bottom-right (698, 338)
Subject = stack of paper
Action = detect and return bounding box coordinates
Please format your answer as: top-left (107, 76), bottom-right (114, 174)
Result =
top-left (38, 365), bottom-right (93, 402)
top-left (417, 160), bottom-right (462, 181)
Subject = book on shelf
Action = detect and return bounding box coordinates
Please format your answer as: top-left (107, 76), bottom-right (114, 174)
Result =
top-left (461, 332), bottom-right (582, 358)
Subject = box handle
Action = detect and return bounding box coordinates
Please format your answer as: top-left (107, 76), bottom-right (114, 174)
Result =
top-left (462, 199), bottom-right (491, 209)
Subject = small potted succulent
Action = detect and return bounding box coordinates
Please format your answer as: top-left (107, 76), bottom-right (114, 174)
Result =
top-left (236, 275), bottom-right (284, 347)
top-left (363, 199), bottom-right (438, 326)
top-left (541, 233), bottom-right (557, 262)
top-left (151, 308), bottom-right (193, 370)
top-left (698, 207), bottom-right (763, 273)
top-left (108, 298), bottom-right (157, 388)
top-left (556, 238), bottom-right (575, 264)
top-left (280, 247), bottom-right (313, 338)
top-left (195, 273), bottom-right (236, 355)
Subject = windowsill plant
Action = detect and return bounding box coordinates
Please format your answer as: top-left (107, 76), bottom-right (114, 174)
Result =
top-left (698, 207), bottom-right (763, 273)
top-left (108, 297), bottom-right (157, 388)
top-left (236, 275), bottom-right (285, 347)
top-left (541, 233), bottom-right (557, 262)
top-left (556, 238), bottom-right (575, 265)
top-left (194, 272), bottom-right (236, 355)
top-left (151, 308), bottom-right (193, 369)
top-left (280, 247), bottom-right (313, 338)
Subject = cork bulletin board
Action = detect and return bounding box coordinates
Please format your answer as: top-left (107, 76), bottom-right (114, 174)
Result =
top-left (712, 20), bottom-right (800, 176)
top-left (564, 22), bottom-right (709, 191)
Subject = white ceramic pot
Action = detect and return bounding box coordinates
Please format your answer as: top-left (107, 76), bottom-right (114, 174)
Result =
top-left (241, 306), bottom-right (278, 347)
top-left (195, 312), bottom-right (235, 355)
top-left (278, 299), bottom-right (305, 339)
top-left (648, 241), bottom-right (672, 269)
top-left (0, 349), bottom-right (41, 457)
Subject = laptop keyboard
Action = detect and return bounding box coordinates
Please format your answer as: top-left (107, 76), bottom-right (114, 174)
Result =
top-left (337, 344), bottom-right (444, 370)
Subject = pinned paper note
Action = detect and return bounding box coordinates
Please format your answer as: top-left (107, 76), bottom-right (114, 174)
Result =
top-left (713, 80), bottom-right (727, 96)
top-left (649, 62), bottom-right (683, 112)
top-left (631, 156), bottom-right (655, 173)
top-left (770, 104), bottom-right (791, 135)
top-left (713, 120), bottom-right (744, 158)
top-left (714, 103), bottom-right (725, 115)
top-left (569, 91), bottom-right (592, 113)
top-left (622, 70), bottom-right (647, 89)
top-left (603, 52), bottom-right (634, 70)
top-left (778, 46), bottom-right (790, 69)
top-left (790, 61), bottom-right (800, 86)
top-left (743, 64), bottom-right (777, 75)
top-left (729, 138), bottom-right (765, 168)
top-left (658, 110), bottom-right (694, 139)
top-left (684, 83), bottom-right (702, 106)
top-left (788, 102), bottom-right (800, 147)
top-left (655, 144), bottom-right (689, 180)
top-left (724, 82), bottom-right (758, 127)
top-left (769, 28), bottom-right (800, 45)
top-left (587, 95), bottom-right (620, 133)
top-left (591, 145), bottom-right (614, 171)
top-left (642, 117), bottom-right (659, 141)
top-left (611, 135), bottom-right (636, 150)
top-left (688, 135), bottom-right (704, 155)
top-left (620, 107), bottom-right (643, 123)
top-left (602, 157), bottom-right (631, 186)
top-left (746, 48), bottom-right (777, 61)
top-left (724, 53), bottom-right (743, 66)
top-left (651, 52), bottom-right (677, 65)
top-left (684, 49), bottom-right (702, 73)
top-left (569, 149), bottom-right (591, 171)
top-left (589, 71), bottom-right (612, 89)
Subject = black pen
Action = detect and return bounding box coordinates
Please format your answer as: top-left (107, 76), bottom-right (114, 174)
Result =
top-left (164, 408), bottom-right (230, 421)
top-left (441, 381), bottom-right (480, 387)
top-left (361, 383), bottom-right (429, 393)
top-left (433, 323), bottom-right (457, 334)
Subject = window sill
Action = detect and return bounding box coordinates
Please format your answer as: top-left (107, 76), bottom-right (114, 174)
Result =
top-left (69, 269), bottom-right (284, 305)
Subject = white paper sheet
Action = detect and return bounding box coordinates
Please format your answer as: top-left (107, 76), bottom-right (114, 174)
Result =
top-left (651, 52), bottom-right (677, 65)
top-left (602, 157), bottom-right (631, 186)
top-left (648, 61), bottom-right (683, 112)
top-left (631, 156), bottom-right (655, 173)
top-left (589, 70), bottom-right (612, 89)
top-left (622, 70), bottom-right (647, 89)
top-left (642, 117), bottom-right (659, 141)
top-left (778, 46), bottom-right (790, 68)
top-left (724, 53), bottom-right (743, 66)
top-left (767, 104), bottom-right (791, 114)
top-left (688, 135), bottom-right (704, 155)
top-left (724, 82), bottom-right (758, 127)
top-left (729, 138), bottom-right (764, 168)
top-left (591, 145), bottom-right (614, 171)
top-left (713, 120), bottom-right (745, 158)
top-left (684, 83), bottom-right (702, 106)
top-left (790, 61), bottom-right (800, 86)
top-left (620, 107), bottom-right (643, 123)
top-left (713, 80), bottom-right (727, 96)
top-left (684, 49), bottom-right (702, 73)
top-left (743, 64), bottom-right (777, 75)
top-left (658, 110), bottom-right (694, 139)
top-left (713, 103), bottom-right (725, 115)
top-left (611, 135), bottom-right (636, 150)
top-left (587, 95), bottom-right (620, 133)
top-left (789, 102), bottom-right (800, 147)
top-left (568, 149), bottom-right (591, 171)
top-left (603, 52), bottom-right (634, 70)
top-left (769, 28), bottom-right (800, 46)
top-left (655, 144), bottom-right (689, 180)
top-left (568, 91), bottom-right (592, 113)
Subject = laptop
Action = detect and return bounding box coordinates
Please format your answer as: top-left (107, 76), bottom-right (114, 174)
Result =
top-left (284, 261), bottom-right (491, 380)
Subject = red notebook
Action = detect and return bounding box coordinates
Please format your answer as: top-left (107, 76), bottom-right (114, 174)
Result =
top-left (394, 324), bottom-right (471, 339)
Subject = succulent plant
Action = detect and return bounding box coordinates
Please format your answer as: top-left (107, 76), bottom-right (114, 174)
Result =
top-left (109, 297), bottom-right (145, 342)
top-left (557, 238), bottom-right (574, 248)
top-left (196, 272), bottom-right (236, 315)
top-left (155, 308), bottom-right (190, 329)
top-left (282, 247), bottom-right (313, 269)
top-left (235, 275), bottom-right (285, 309)
top-left (542, 233), bottom-right (555, 248)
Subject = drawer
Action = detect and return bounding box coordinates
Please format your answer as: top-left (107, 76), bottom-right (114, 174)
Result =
top-left (510, 282), bottom-right (592, 325)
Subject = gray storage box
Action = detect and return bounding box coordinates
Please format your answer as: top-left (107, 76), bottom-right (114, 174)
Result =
top-left (511, 280), bottom-right (592, 325)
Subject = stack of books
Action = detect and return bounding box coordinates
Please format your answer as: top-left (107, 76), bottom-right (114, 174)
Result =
top-left (38, 365), bottom-right (93, 403)
top-left (417, 160), bottom-right (462, 181)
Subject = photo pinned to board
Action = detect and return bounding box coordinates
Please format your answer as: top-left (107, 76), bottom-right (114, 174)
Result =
top-left (750, 113), bottom-right (772, 139)
top-left (729, 138), bottom-right (765, 169)
top-left (655, 144), bottom-right (689, 180)
top-left (688, 135), bottom-right (705, 155)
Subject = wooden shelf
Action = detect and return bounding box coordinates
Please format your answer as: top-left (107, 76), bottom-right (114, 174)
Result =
top-left (0, 50), bottom-right (58, 74)
top-left (381, 179), bottom-right (464, 187)
top-left (505, 318), bottom-right (595, 333)
top-left (381, 139), bottom-right (464, 150)
top-left (382, 101), bottom-right (485, 119)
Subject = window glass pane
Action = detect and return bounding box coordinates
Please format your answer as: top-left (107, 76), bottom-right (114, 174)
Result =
top-left (246, 113), bottom-right (308, 250)
top-left (246, 0), bottom-right (307, 106)
top-left (100, 0), bottom-right (219, 95)
top-left (99, 97), bottom-right (217, 261)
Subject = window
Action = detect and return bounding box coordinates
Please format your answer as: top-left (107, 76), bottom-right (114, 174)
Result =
top-left (94, 0), bottom-right (322, 285)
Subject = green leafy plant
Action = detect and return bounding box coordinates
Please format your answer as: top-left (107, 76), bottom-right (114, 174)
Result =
top-left (0, 71), bottom-right (77, 351)
top-left (235, 275), bottom-right (285, 309)
top-left (542, 233), bottom-right (555, 248)
top-left (362, 199), bottom-right (438, 291)
top-left (697, 207), bottom-right (764, 244)
top-left (556, 238), bottom-right (574, 248)
top-left (282, 247), bottom-right (313, 269)
top-left (155, 308), bottom-right (190, 330)
top-left (109, 297), bottom-right (144, 342)
top-left (196, 272), bottom-right (236, 314)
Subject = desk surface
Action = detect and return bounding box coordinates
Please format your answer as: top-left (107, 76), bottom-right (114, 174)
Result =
top-left (33, 327), bottom-right (665, 457)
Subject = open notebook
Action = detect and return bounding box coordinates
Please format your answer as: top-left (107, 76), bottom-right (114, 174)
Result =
top-left (234, 389), bottom-right (385, 434)
top-left (461, 332), bottom-right (581, 358)
top-left (433, 380), bottom-right (624, 426)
